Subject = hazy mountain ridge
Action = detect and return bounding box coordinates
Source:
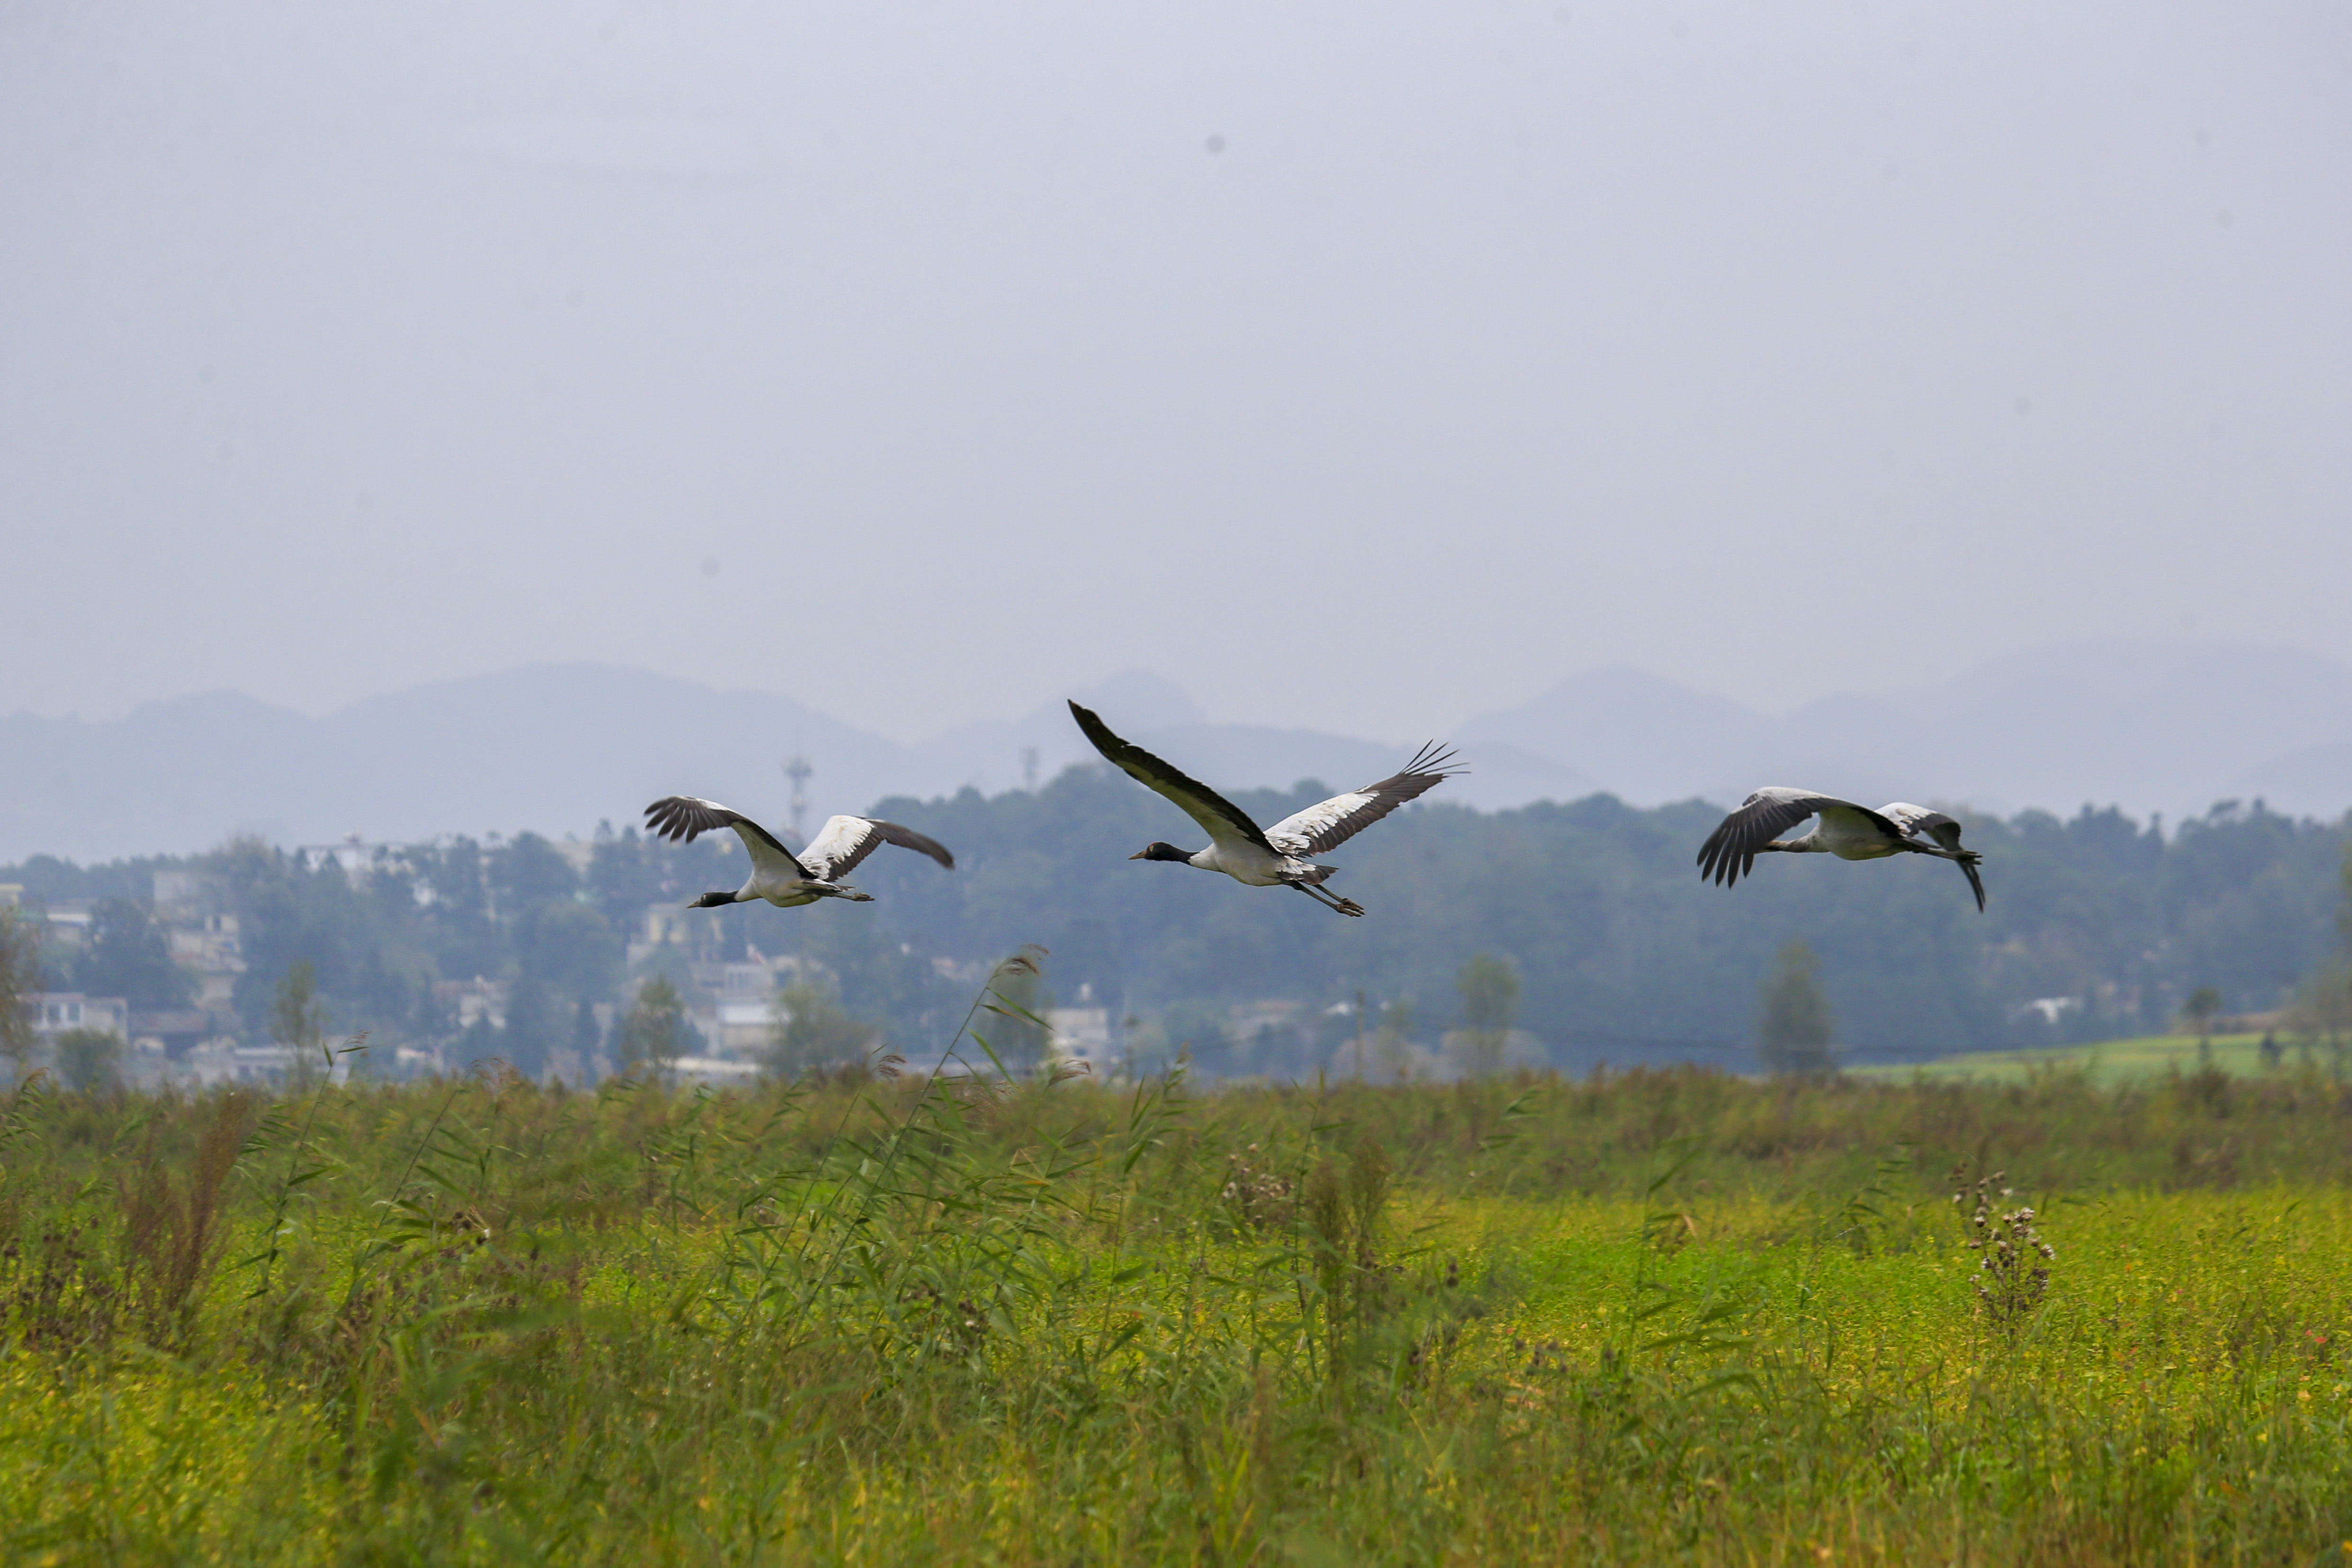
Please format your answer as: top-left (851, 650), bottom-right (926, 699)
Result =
top-left (1461, 640), bottom-right (2352, 825)
top-left (2, 640), bottom-right (2347, 863)
top-left (0, 665), bottom-right (1551, 862)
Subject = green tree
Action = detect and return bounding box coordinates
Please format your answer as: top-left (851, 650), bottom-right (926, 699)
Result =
top-left (766, 978), bottom-right (878, 1078)
top-left (616, 976), bottom-right (694, 1079)
top-left (487, 832), bottom-right (578, 916)
top-left (272, 959), bottom-right (330, 1086)
top-left (76, 898), bottom-right (194, 1010)
top-left (586, 828), bottom-right (667, 921)
top-left (2287, 964), bottom-right (2352, 1073)
top-left (2283, 846), bottom-right (2352, 1077)
top-left (2340, 840), bottom-right (2352, 952)
top-left (1373, 999), bottom-right (1419, 1082)
top-left (1758, 939), bottom-right (1836, 1075)
top-left (785, 911), bottom-right (957, 1054)
top-left (2181, 986), bottom-right (2223, 1045)
top-left (522, 902), bottom-right (620, 999)
top-left (1148, 998), bottom-right (1232, 1078)
top-left (568, 997), bottom-right (604, 1081)
top-left (1454, 953), bottom-right (1521, 1078)
top-left (0, 908), bottom-right (41, 1082)
top-left (503, 973), bottom-right (558, 1081)
top-left (53, 1025), bottom-right (123, 1091)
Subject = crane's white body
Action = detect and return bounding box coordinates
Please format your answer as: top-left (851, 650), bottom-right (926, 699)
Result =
top-left (642, 798), bottom-right (954, 909)
top-left (1777, 801), bottom-right (1914, 861)
top-left (1068, 701), bottom-right (1460, 917)
top-left (1696, 786), bottom-right (1987, 910)
top-left (1182, 837), bottom-right (1333, 888)
top-left (730, 857), bottom-right (868, 908)
top-left (720, 812), bottom-right (910, 906)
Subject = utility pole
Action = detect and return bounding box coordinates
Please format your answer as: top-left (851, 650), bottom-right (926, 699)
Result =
top-left (782, 755), bottom-right (813, 843)
top-left (1021, 746), bottom-right (1039, 793)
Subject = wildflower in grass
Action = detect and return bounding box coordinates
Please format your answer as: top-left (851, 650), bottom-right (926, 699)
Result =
top-left (1220, 1146), bottom-right (1294, 1232)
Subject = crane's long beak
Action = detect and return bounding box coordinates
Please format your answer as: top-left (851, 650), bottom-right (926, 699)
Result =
top-left (1128, 849), bottom-right (1149, 860)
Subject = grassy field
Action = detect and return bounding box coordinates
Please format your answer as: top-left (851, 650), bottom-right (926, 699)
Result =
top-left (5, 993), bottom-right (2352, 1563)
top-left (1858, 1031), bottom-right (2345, 1086)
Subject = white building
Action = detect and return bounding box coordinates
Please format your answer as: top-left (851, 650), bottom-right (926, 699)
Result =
top-left (668, 1055), bottom-right (764, 1089)
top-left (293, 834), bottom-right (427, 882)
top-left (26, 993), bottom-right (129, 1041)
top-left (433, 977), bottom-right (507, 1030)
top-left (34, 901), bottom-right (95, 952)
top-left (1047, 1007), bottom-right (1113, 1075)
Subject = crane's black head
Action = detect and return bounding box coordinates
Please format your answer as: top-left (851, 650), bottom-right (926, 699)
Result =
top-left (1130, 841), bottom-right (1193, 864)
top-left (688, 890), bottom-right (740, 908)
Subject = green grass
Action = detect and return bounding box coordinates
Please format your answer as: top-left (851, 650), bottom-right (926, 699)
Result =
top-left (1859, 1031), bottom-right (2343, 1085)
top-left (5, 1001), bottom-right (2352, 1564)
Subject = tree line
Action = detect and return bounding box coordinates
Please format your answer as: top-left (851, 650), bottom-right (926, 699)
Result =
top-left (5, 767), bottom-right (2348, 1077)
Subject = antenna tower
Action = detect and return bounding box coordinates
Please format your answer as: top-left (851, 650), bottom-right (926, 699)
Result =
top-left (783, 754), bottom-right (813, 843)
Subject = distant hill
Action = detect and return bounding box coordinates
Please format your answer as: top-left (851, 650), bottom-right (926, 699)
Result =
top-left (0, 664), bottom-right (1581, 862)
top-left (0, 668), bottom-right (904, 865)
top-left (904, 675), bottom-right (1593, 811)
top-left (5, 639), bottom-right (2346, 863)
top-left (1453, 640), bottom-right (2352, 824)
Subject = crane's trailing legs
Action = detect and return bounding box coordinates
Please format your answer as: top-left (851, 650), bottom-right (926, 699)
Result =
top-left (1290, 883), bottom-right (1365, 917)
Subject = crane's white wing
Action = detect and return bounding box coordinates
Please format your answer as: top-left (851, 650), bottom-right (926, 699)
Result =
top-left (1879, 802), bottom-right (1961, 852)
top-left (1068, 700), bottom-right (1273, 853)
top-left (1880, 802), bottom-right (1987, 911)
top-left (1696, 787), bottom-right (1901, 888)
top-left (1262, 742), bottom-right (1465, 857)
top-left (796, 815), bottom-right (956, 883)
top-left (643, 796), bottom-right (808, 880)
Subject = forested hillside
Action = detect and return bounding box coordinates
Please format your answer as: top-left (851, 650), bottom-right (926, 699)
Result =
top-left (848, 774), bottom-right (2349, 1068)
top-left (8, 766), bottom-right (2346, 1077)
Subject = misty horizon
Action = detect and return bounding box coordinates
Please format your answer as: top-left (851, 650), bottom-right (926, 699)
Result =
top-left (6, 1), bottom-right (2349, 751)
top-left (7, 634), bottom-right (2352, 864)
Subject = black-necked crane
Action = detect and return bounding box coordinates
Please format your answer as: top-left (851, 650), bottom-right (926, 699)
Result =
top-left (642, 796), bottom-right (954, 908)
top-left (1695, 788), bottom-right (1986, 910)
top-left (1068, 700), bottom-right (1462, 917)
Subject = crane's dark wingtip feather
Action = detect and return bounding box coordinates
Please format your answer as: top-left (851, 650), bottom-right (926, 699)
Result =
top-left (1066, 699), bottom-right (1127, 762)
top-left (861, 818), bottom-right (958, 872)
top-left (642, 797), bottom-right (700, 845)
top-left (1400, 740), bottom-right (1467, 778)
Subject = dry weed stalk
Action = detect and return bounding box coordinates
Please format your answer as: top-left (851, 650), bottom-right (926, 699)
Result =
top-left (123, 1091), bottom-right (251, 1344)
top-left (1951, 1163), bottom-right (2055, 1334)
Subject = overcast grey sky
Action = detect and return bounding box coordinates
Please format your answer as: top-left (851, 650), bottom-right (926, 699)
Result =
top-left (4, 0), bottom-right (2348, 745)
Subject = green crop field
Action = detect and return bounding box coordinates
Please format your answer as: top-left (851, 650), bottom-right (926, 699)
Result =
top-left (5, 990), bottom-right (2352, 1564)
top-left (1859, 1032), bottom-right (2343, 1086)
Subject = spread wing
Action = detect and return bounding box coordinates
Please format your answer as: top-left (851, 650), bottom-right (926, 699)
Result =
top-left (1880, 802), bottom-right (1987, 912)
top-left (1067, 700), bottom-right (1272, 853)
top-left (1263, 742), bottom-right (1465, 857)
top-left (643, 796), bottom-right (808, 879)
top-left (1696, 787), bottom-right (1880, 888)
top-left (796, 814), bottom-right (956, 883)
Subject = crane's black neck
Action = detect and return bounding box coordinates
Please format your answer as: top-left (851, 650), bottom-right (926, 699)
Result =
top-left (689, 889), bottom-right (743, 908)
top-left (1136, 841), bottom-right (1194, 863)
